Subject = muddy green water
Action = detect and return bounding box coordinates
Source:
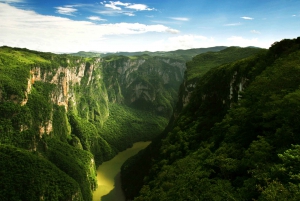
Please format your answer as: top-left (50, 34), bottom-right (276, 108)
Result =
top-left (93, 141), bottom-right (151, 201)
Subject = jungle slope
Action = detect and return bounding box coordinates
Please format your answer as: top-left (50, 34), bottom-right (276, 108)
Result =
top-left (121, 37), bottom-right (300, 201)
top-left (0, 45), bottom-right (262, 201)
top-left (0, 47), bottom-right (186, 201)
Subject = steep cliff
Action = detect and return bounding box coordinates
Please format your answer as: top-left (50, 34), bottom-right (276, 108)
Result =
top-left (121, 38), bottom-right (300, 200)
top-left (102, 55), bottom-right (185, 117)
top-left (0, 46), bottom-right (188, 201)
top-left (0, 48), bottom-right (104, 200)
top-left (176, 47), bottom-right (265, 113)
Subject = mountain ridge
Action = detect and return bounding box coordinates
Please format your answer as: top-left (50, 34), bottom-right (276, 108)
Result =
top-left (0, 44), bottom-right (264, 201)
top-left (121, 37), bottom-right (300, 201)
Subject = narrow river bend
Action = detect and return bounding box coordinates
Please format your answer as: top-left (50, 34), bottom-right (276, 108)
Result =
top-left (93, 141), bottom-right (151, 201)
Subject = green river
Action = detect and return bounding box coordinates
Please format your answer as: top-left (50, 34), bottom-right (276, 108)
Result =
top-left (93, 141), bottom-right (151, 201)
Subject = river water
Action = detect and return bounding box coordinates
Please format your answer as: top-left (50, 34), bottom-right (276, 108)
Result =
top-left (93, 141), bottom-right (151, 201)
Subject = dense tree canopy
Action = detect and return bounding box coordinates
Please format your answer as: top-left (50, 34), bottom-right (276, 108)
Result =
top-left (121, 37), bottom-right (300, 201)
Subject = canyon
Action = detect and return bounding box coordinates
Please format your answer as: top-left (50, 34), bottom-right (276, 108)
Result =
top-left (1, 37), bottom-right (300, 201)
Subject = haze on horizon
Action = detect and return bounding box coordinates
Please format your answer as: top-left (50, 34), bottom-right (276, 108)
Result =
top-left (0, 0), bottom-right (300, 53)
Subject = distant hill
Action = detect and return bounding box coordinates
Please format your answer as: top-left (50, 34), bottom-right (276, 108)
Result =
top-left (70, 46), bottom-right (228, 62)
top-left (185, 46), bottom-right (265, 82)
top-left (69, 51), bottom-right (102, 57)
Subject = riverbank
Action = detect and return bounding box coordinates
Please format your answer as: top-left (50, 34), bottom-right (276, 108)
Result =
top-left (93, 141), bottom-right (151, 201)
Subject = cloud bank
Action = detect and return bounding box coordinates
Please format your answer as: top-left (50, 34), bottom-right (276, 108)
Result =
top-left (146, 34), bottom-right (213, 51)
top-left (87, 16), bottom-right (107, 21)
top-left (102, 1), bottom-right (154, 12)
top-left (0, 3), bottom-right (178, 52)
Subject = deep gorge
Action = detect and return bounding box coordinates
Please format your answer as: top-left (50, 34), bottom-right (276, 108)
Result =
top-left (0, 46), bottom-right (191, 201)
top-left (1, 37), bottom-right (300, 201)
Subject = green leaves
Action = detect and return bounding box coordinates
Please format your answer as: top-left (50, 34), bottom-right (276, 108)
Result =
top-left (123, 38), bottom-right (300, 201)
top-left (0, 145), bottom-right (83, 201)
top-left (99, 103), bottom-right (168, 151)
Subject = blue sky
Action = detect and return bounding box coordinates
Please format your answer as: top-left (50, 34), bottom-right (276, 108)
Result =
top-left (0, 0), bottom-right (299, 53)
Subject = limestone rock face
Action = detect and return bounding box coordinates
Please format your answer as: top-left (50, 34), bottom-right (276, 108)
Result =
top-left (16, 55), bottom-right (185, 137)
top-left (29, 59), bottom-right (100, 111)
top-left (0, 46), bottom-right (193, 201)
top-left (101, 56), bottom-right (186, 116)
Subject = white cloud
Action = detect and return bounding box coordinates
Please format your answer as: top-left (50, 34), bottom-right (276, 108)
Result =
top-left (109, 23), bottom-right (179, 34)
top-left (124, 12), bottom-right (135, 16)
top-left (251, 30), bottom-right (261, 34)
top-left (87, 16), bottom-right (107, 21)
top-left (147, 34), bottom-right (211, 51)
top-left (165, 28), bottom-right (180, 34)
top-left (114, 1), bottom-right (130, 6)
top-left (0, 3), bottom-right (178, 52)
top-left (102, 1), bottom-right (154, 14)
top-left (105, 2), bottom-right (122, 10)
top-left (241, 16), bottom-right (253, 20)
top-left (144, 35), bottom-right (273, 52)
top-left (227, 36), bottom-right (258, 46)
top-left (169, 17), bottom-right (189, 21)
top-left (224, 22), bottom-right (241, 26)
top-left (126, 4), bottom-right (153, 11)
top-left (96, 10), bottom-right (121, 16)
top-left (55, 6), bottom-right (77, 16)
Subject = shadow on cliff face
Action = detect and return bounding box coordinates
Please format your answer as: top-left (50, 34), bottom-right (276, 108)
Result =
top-left (101, 172), bottom-right (125, 201)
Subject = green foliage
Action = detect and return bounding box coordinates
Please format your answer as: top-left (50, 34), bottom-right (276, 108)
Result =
top-left (0, 47), bottom-right (102, 201)
top-left (69, 51), bottom-right (102, 57)
top-left (68, 113), bottom-right (98, 151)
top-left (1, 45), bottom-right (193, 201)
top-left (52, 105), bottom-right (71, 141)
top-left (44, 138), bottom-right (97, 201)
top-left (102, 55), bottom-right (184, 117)
top-left (4, 41), bottom-right (297, 201)
top-left (122, 37), bottom-right (300, 201)
top-left (0, 81), bottom-right (55, 149)
top-left (68, 112), bottom-right (115, 165)
top-left (186, 46), bottom-right (265, 82)
top-left (0, 145), bottom-right (83, 201)
top-left (0, 49), bottom-right (32, 101)
top-left (99, 103), bottom-right (168, 151)
top-left (69, 63), bottom-right (109, 126)
top-left (26, 82), bottom-right (54, 129)
top-left (101, 46), bottom-right (228, 62)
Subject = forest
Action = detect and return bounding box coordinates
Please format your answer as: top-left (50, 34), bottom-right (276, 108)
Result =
top-left (1, 37), bottom-right (300, 201)
top-left (0, 46), bottom-right (186, 200)
top-left (121, 37), bottom-right (300, 200)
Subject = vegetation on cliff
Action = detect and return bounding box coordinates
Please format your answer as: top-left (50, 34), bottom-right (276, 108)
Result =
top-left (0, 41), bottom-right (282, 200)
top-left (0, 45), bottom-right (190, 200)
top-left (186, 46), bottom-right (264, 82)
top-left (0, 47), bottom-right (98, 200)
top-left (101, 54), bottom-right (185, 117)
top-left (121, 37), bottom-right (300, 201)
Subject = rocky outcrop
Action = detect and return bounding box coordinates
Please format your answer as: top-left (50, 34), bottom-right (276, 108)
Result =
top-left (29, 61), bottom-right (87, 110)
top-left (102, 56), bottom-right (186, 116)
